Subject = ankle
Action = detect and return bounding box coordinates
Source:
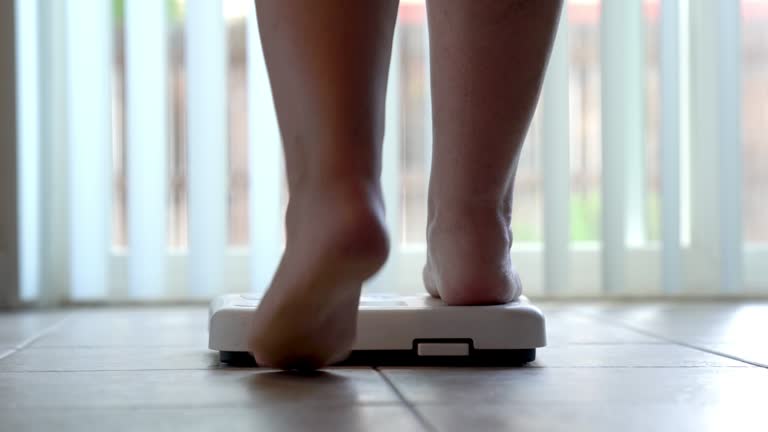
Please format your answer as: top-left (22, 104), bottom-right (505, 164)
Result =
top-left (428, 193), bottom-right (511, 225)
top-left (286, 181), bottom-right (390, 271)
top-left (427, 204), bottom-right (512, 248)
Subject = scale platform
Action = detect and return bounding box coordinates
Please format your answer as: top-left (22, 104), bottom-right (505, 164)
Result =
top-left (209, 293), bottom-right (546, 367)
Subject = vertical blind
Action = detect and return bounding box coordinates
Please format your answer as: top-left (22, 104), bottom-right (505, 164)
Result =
top-left (14, 0), bottom-right (768, 304)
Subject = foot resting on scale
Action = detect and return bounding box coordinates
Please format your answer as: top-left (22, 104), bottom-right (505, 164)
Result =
top-left (248, 184), bottom-right (389, 370)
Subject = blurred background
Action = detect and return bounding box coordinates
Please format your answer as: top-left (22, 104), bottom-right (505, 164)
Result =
top-left (7, 0), bottom-right (768, 304)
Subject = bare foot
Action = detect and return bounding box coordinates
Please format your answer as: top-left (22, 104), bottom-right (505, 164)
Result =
top-left (423, 204), bottom-right (522, 305)
top-left (249, 183), bottom-right (389, 370)
top-left (419, 0), bottom-right (561, 305)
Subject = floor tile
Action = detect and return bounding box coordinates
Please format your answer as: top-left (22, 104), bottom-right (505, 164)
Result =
top-left (543, 312), bottom-right (664, 345)
top-left (579, 302), bottom-right (768, 345)
top-left (0, 405), bottom-right (426, 432)
top-left (0, 368), bottom-right (399, 408)
top-left (0, 311), bottom-right (69, 345)
top-left (533, 343), bottom-right (749, 368)
top-left (415, 401), bottom-right (766, 432)
top-left (30, 308), bottom-right (209, 347)
top-left (6, 344), bottom-right (746, 378)
top-left (381, 367), bottom-right (768, 405)
top-left (0, 347), bottom-right (221, 371)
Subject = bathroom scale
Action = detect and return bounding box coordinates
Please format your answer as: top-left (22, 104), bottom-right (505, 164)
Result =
top-left (209, 293), bottom-right (546, 367)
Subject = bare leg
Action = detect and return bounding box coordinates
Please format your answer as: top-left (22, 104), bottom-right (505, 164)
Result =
top-left (423, 0), bottom-right (562, 304)
top-left (249, 0), bottom-right (398, 369)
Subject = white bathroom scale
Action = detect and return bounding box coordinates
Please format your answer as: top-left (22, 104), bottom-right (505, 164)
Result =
top-left (209, 293), bottom-right (546, 366)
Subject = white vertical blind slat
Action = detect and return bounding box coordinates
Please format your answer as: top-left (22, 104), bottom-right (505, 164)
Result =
top-left (600, 0), bottom-right (644, 293)
top-left (541, 5), bottom-right (570, 293)
top-left (16, 0), bottom-right (41, 301)
top-left (423, 20), bottom-right (433, 184)
top-left (365, 24), bottom-right (401, 294)
top-left (600, 0), bottom-right (627, 293)
top-left (125, 0), bottom-right (169, 298)
top-left (623, 2), bottom-right (647, 248)
top-left (689, 0), bottom-right (743, 293)
top-left (37, 0), bottom-right (71, 305)
top-left (716, 0), bottom-right (743, 292)
top-left (689, 0), bottom-right (721, 292)
top-left (66, 0), bottom-right (113, 300)
top-left (247, 8), bottom-right (283, 294)
top-left (660, 0), bottom-right (682, 293)
top-left (186, 0), bottom-right (228, 296)
top-left (678, 0), bottom-right (692, 250)
top-left (384, 24), bottom-right (402, 249)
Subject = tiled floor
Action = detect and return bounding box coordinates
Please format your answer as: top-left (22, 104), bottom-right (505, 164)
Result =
top-left (1, 302), bottom-right (766, 431)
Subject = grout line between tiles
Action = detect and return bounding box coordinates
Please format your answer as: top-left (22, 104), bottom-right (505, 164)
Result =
top-left (576, 312), bottom-right (768, 369)
top-left (0, 401), bottom-right (407, 412)
top-left (374, 367), bottom-right (440, 432)
top-left (0, 368), bottom-right (223, 374)
top-left (15, 345), bottom-right (211, 349)
top-left (0, 315), bottom-right (73, 361)
top-left (0, 364), bottom-right (752, 374)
